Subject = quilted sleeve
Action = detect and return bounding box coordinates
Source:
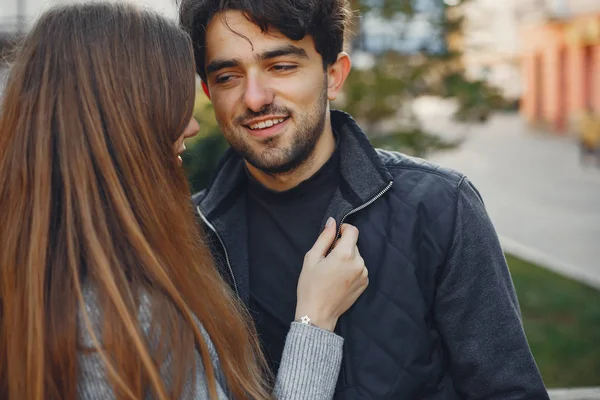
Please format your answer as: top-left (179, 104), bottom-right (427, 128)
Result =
top-left (433, 177), bottom-right (549, 400)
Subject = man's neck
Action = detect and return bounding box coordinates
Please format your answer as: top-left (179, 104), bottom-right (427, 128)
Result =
top-left (246, 126), bottom-right (336, 192)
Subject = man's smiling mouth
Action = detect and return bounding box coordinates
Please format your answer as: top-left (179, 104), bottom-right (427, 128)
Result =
top-left (246, 117), bottom-right (288, 130)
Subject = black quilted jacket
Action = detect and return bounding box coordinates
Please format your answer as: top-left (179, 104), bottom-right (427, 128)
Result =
top-left (193, 110), bottom-right (549, 399)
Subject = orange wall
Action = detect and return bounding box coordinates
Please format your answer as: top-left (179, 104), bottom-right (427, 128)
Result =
top-left (521, 53), bottom-right (534, 120)
top-left (592, 44), bottom-right (600, 111)
top-left (520, 24), bottom-right (565, 129)
top-left (568, 44), bottom-right (585, 115)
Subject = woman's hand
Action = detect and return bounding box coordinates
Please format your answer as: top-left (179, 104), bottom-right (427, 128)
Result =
top-left (295, 218), bottom-right (369, 331)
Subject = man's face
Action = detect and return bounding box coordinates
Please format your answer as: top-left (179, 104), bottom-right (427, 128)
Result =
top-left (204, 11), bottom-right (329, 174)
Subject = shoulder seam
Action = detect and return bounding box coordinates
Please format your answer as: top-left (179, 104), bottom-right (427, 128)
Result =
top-left (435, 175), bottom-right (467, 281)
top-left (385, 163), bottom-right (463, 185)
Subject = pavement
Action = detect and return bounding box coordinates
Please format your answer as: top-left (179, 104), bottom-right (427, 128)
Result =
top-left (414, 97), bottom-right (600, 289)
top-left (549, 388), bottom-right (600, 400)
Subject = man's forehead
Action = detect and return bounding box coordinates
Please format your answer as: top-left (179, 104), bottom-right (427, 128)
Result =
top-left (205, 11), bottom-right (311, 59)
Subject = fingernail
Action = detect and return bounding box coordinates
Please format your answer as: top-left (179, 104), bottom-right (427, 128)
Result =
top-left (325, 217), bottom-right (334, 228)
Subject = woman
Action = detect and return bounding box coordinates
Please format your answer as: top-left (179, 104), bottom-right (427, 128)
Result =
top-left (0, 3), bottom-right (368, 399)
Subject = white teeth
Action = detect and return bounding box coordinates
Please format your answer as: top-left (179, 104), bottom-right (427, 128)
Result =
top-left (249, 118), bottom-right (286, 130)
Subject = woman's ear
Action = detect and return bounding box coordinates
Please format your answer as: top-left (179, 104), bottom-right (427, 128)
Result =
top-left (201, 81), bottom-right (211, 100)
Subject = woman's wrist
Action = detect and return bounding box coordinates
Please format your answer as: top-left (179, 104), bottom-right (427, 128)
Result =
top-left (294, 309), bottom-right (337, 332)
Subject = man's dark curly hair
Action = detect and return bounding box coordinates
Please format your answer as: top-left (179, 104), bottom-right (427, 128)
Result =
top-left (179, 0), bottom-right (353, 82)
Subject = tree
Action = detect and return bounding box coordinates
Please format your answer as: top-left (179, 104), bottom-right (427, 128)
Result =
top-left (339, 0), bottom-right (510, 155)
top-left (183, 0), bottom-right (508, 191)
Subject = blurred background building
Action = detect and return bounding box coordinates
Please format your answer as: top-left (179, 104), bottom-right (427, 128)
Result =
top-left (446, 0), bottom-right (600, 134)
top-left (518, 0), bottom-right (600, 133)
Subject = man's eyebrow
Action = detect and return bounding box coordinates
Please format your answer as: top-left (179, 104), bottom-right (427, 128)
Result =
top-left (205, 45), bottom-right (307, 75)
top-left (257, 45), bottom-right (308, 61)
top-left (206, 59), bottom-right (240, 75)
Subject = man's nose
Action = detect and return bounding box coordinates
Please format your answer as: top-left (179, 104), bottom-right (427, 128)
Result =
top-left (243, 74), bottom-right (274, 112)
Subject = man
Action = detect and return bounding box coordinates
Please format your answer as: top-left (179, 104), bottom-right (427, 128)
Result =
top-left (180, 0), bottom-right (550, 398)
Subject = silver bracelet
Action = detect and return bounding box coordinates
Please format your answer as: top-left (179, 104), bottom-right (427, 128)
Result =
top-left (294, 315), bottom-right (315, 326)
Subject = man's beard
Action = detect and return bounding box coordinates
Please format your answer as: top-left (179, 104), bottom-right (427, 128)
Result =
top-left (224, 83), bottom-right (328, 175)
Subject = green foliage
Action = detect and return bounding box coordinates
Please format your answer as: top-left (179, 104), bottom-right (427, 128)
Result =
top-left (441, 72), bottom-right (509, 122)
top-left (339, 60), bottom-right (408, 123)
top-left (182, 96), bottom-right (229, 194)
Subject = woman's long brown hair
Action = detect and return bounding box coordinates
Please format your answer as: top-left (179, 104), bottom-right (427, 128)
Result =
top-left (0, 3), bottom-right (270, 399)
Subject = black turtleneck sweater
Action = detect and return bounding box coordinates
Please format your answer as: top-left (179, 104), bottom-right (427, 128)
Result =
top-left (246, 145), bottom-right (340, 376)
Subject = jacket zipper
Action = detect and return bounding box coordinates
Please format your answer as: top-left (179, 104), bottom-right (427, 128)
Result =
top-left (196, 206), bottom-right (239, 296)
top-left (334, 181), bottom-right (394, 246)
top-left (333, 180), bottom-right (393, 387)
top-left (196, 181), bottom-right (393, 296)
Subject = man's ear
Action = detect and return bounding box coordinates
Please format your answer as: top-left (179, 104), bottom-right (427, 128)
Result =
top-left (201, 81), bottom-right (211, 100)
top-left (327, 52), bottom-right (351, 101)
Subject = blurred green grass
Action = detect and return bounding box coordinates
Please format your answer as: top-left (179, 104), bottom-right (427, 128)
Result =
top-left (507, 253), bottom-right (600, 388)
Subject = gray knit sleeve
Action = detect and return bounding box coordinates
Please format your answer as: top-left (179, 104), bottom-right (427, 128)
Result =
top-left (273, 322), bottom-right (344, 400)
top-left (76, 286), bottom-right (343, 400)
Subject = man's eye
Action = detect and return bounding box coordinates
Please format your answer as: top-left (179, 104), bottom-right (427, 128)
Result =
top-left (272, 65), bottom-right (297, 72)
top-left (215, 75), bottom-right (234, 84)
